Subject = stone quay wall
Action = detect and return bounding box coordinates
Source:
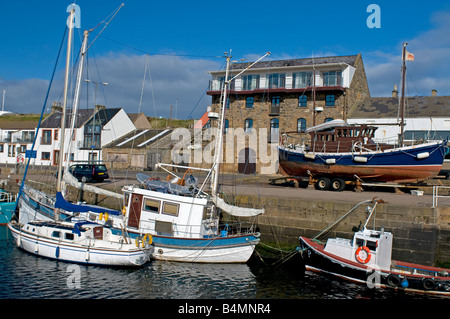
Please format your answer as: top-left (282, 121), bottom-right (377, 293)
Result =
top-left (233, 194), bottom-right (450, 267)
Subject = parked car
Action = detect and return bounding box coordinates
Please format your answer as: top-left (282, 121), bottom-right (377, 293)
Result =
top-left (68, 164), bottom-right (109, 183)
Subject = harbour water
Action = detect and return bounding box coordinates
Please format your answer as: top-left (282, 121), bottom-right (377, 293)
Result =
top-left (0, 226), bottom-right (447, 302)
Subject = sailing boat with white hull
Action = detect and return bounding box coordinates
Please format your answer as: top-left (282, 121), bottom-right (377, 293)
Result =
top-left (9, 4), bottom-right (152, 267)
top-left (17, 48), bottom-right (267, 263)
top-left (77, 52), bottom-right (268, 263)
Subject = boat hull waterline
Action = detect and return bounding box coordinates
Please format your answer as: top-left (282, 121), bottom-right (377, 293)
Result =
top-left (17, 190), bottom-right (260, 263)
top-left (279, 141), bottom-right (446, 183)
top-left (8, 222), bottom-right (151, 267)
top-left (299, 236), bottom-right (450, 295)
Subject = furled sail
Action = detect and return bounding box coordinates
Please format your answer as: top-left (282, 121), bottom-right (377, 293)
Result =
top-left (211, 195), bottom-right (264, 217)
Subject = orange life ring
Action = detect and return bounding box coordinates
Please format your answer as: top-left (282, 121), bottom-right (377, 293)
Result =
top-left (355, 246), bottom-right (371, 264)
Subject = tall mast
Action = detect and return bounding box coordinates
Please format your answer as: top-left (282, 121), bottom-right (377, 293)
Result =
top-left (210, 51), bottom-right (270, 199)
top-left (399, 42), bottom-right (407, 147)
top-left (56, 7), bottom-right (75, 196)
top-left (66, 30), bottom-right (89, 168)
top-left (211, 53), bottom-right (231, 198)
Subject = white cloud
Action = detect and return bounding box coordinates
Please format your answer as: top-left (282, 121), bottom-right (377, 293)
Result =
top-left (364, 10), bottom-right (450, 97)
top-left (2, 53), bottom-right (221, 119)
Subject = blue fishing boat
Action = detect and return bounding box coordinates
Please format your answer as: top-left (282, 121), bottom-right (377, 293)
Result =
top-left (279, 43), bottom-right (448, 189)
top-left (279, 121), bottom-right (447, 188)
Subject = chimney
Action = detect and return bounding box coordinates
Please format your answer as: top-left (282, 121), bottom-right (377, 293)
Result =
top-left (95, 104), bottom-right (106, 112)
top-left (431, 89), bottom-right (437, 97)
top-left (51, 101), bottom-right (62, 113)
top-left (392, 84), bottom-right (398, 98)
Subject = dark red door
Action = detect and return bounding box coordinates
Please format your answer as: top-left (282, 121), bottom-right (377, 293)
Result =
top-left (127, 194), bottom-right (143, 228)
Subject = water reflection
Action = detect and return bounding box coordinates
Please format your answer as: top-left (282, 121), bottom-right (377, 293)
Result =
top-left (0, 226), bottom-right (448, 300)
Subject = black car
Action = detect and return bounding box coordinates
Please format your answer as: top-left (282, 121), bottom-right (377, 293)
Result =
top-left (68, 164), bottom-right (109, 183)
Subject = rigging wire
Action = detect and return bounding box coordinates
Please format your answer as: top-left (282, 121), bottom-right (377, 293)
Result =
top-left (15, 25), bottom-right (69, 213)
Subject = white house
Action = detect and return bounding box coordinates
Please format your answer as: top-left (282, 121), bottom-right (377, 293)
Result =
top-left (32, 104), bottom-right (136, 167)
top-left (0, 117), bottom-right (37, 165)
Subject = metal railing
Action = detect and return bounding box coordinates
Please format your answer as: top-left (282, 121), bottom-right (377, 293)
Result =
top-left (432, 186), bottom-right (450, 207)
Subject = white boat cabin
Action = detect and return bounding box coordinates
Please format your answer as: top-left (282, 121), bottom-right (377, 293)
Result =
top-left (121, 185), bottom-right (216, 239)
top-left (324, 227), bottom-right (393, 271)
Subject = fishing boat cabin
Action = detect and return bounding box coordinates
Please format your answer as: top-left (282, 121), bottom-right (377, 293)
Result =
top-left (307, 120), bottom-right (392, 153)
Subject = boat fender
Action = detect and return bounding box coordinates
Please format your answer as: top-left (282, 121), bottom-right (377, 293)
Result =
top-left (355, 246), bottom-right (371, 264)
top-left (99, 213), bottom-right (103, 221)
top-left (104, 213), bottom-right (109, 221)
top-left (135, 237), bottom-right (141, 248)
top-left (143, 233), bottom-right (153, 245)
top-left (387, 274), bottom-right (401, 287)
top-left (401, 278), bottom-right (409, 288)
top-left (353, 156), bottom-right (368, 163)
top-left (122, 206), bottom-right (127, 215)
top-left (416, 152), bottom-right (429, 159)
top-left (422, 278), bottom-right (435, 290)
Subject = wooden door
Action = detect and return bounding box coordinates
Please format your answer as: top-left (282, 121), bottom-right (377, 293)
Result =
top-left (127, 193), bottom-right (143, 228)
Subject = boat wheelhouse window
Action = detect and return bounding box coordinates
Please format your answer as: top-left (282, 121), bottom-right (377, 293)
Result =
top-left (355, 238), bottom-right (377, 251)
top-left (366, 240), bottom-right (377, 251)
top-left (143, 198), bottom-right (160, 214)
top-left (65, 233), bottom-right (75, 240)
top-left (356, 238), bottom-right (364, 247)
top-left (51, 231), bottom-right (61, 238)
top-left (162, 202), bottom-right (179, 217)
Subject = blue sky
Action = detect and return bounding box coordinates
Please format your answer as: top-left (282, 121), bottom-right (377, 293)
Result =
top-left (1, 0), bottom-right (450, 119)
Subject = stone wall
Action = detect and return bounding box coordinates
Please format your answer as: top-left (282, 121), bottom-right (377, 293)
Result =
top-left (209, 54), bottom-right (371, 175)
top-left (232, 194), bottom-right (450, 266)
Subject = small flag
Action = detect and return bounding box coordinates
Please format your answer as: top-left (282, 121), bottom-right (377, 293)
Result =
top-left (405, 50), bottom-right (414, 61)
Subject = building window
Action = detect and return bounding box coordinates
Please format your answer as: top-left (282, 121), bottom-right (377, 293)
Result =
top-left (297, 118), bottom-right (307, 132)
top-left (246, 97), bottom-right (254, 108)
top-left (298, 95), bottom-right (307, 107)
top-left (226, 97), bottom-right (230, 109)
top-left (0, 144), bottom-right (3, 152)
top-left (325, 94), bottom-right (335, 106)
top-left (19, 145), bottom-right (27, 153)
top-left (270, 118), bottom-right (279, 143)
top-left (242, 75), bottom-right (260, 90)
top-left (244, 118), bottom-right (253, 133)
top-left (268, 73), bottom-right (285, 88)
top-left (323, 71), bottom-right (342, 86)
top-left (293, 72), bottom-right (312, 88)
top-left (224, 119), bottom-right (229, 134)
top-left (271, 96), bottom-right (280, 108)
top-left (8, 145), bottom-right (15, 157)
top-left (54, 130), bottom-right (58, 140)
top-left (41, 152), bottom-right (51, 161)
top-left (42, 130), bottom-right (52, 145)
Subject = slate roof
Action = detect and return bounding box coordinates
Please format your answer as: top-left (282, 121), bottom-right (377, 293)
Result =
top-left (84, 108), bottom-right (121, 126)
top-left (227, 55), bottom-right (359, 71)
top-left (349, 96), bottom-right (450, 119)
top-left (41, 109), bottom-right (94, 128)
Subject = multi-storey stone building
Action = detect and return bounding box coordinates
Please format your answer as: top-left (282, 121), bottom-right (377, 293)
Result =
top-left (206, 54), bottom-right (370, 174)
